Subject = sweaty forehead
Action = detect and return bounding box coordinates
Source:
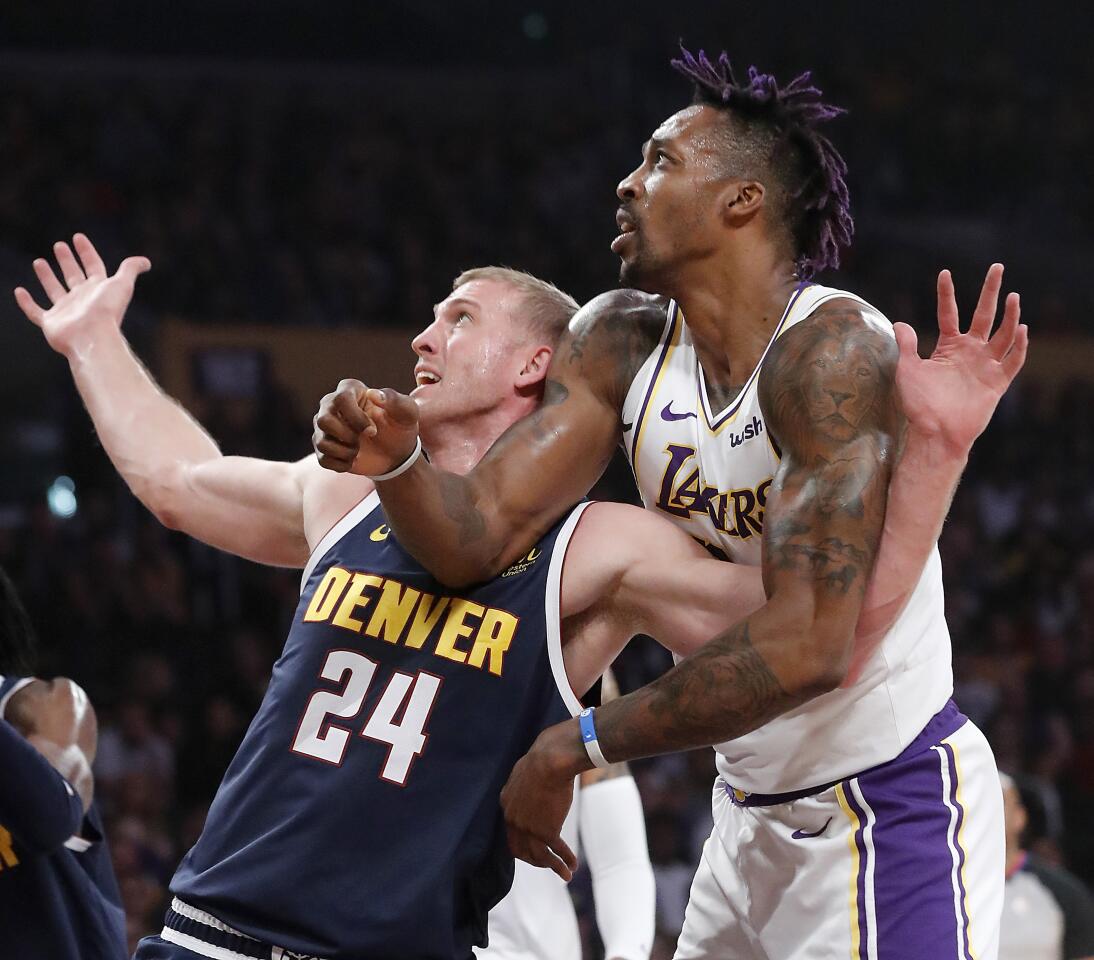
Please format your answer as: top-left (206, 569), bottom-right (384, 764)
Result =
top-left (437, 279), bottom-right (517, 322)
top-left (652, 104), bottom-right (731, 160)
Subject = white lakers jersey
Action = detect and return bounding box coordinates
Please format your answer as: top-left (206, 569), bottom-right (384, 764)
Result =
top-left (621, 283), bottom-right (954, 793)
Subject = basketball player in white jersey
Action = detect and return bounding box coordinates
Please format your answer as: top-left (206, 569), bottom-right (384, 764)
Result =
top-left (477, 672), bottom-right (655, 960)
top-left (16, 235), bottom-right (952, 957)
top-left (312, 47), bottom-right (1028, 960)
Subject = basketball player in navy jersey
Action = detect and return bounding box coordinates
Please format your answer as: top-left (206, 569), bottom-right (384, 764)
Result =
top-left (12, 239), bottom-right (763, 959)
top-left (313, 49), bottom-right (1028, 960)
top-left (15, 233), bottom-right (982, 959)
top-left (0, 566), bottom-right (127, 960)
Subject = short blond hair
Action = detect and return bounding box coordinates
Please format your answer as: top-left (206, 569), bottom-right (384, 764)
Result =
top-left (452, 266), bottom-right (579, 344)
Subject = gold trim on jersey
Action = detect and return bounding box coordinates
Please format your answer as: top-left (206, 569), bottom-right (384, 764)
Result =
top-left (630, 301), bottom-right (684, 492)
top-left (697, 282), bottom-right (812, 436)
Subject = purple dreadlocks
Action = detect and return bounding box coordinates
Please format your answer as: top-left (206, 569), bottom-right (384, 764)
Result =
top-left (671, 45), bottom-right (853, 278)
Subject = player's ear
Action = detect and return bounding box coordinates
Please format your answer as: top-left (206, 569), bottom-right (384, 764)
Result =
top-left (721, 179), bottom-right (765, 227)
top-left (515, 345), bottom-right (553, 390)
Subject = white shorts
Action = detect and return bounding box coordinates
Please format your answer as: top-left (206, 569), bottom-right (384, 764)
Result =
top-left (474, 858), bottom-right (580, 960)
top-left (674, 702), bottom-right (1004, 960)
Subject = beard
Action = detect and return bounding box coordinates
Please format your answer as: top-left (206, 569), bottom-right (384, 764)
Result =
top-left (619, 244), bottom-right (672, 295)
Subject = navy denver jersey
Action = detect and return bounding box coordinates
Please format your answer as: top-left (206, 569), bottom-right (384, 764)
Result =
top-left (170, 493), bottom-right (588, 959)
top-left (0, 675), bottom-right (127, 960)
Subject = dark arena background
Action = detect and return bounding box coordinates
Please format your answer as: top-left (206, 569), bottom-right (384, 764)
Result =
top-left (2, 2), bottom-right (1092, 955)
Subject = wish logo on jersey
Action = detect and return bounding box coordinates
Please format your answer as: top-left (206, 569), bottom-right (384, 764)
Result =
top-left (655, 443), bottom-right (773, 540)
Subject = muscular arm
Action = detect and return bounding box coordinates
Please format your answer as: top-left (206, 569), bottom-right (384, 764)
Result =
top-left (551, 302), bottom-right (901, 772)
top-left (590, 302), bottom-right (900, 759)
top-left (368, 290), bottom-right (666, 586)
top-left (15, 236), bottom-right (349, 567)
top-left (560, 502), bottom-right (766, 696)
top-left (64, 321), bottom-right (315, 566)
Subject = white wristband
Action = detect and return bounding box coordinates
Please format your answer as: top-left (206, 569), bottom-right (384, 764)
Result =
top-left (367, 437), bottom-right (423, 482)
top-left (578, 707), bottom-right (611, 769)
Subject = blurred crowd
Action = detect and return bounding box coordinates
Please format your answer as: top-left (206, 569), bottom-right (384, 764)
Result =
top-left (0, 37), bottom-right (1092, 335)
top-left (1, 35), bottom-right (1093, 958)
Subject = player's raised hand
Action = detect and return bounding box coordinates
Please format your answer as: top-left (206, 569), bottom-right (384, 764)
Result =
top-left (892, 264), bottom-right (1028, 457)
top-left (312, 381), bottom-right (420, 477)
top-left (13, 234), bottom-right (151, 358)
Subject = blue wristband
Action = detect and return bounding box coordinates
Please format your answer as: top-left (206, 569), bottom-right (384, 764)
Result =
top-left (578, 706), bottom-right (609, 769)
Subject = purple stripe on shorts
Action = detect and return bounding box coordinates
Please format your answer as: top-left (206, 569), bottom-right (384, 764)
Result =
top-left (843, 783), bottom-right (870, 960)
top-left (855, 731), bottom-right (965, 958)
top-left (941, 741), bottom-right (974, 960)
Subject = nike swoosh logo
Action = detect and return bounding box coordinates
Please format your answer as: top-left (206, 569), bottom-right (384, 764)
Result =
top-left (622, 421), bottom-right (634, 432)
top-left (660, 402), bottom-right (697, 422)
top-left (791, 817), bottom-right (832, 840)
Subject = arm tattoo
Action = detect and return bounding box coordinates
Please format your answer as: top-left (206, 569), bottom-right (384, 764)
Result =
top-left (562, 290), bottom-right (667, 409)
top-left (595, 302), bottom-right (902, 761)
top-left (598, 621), bottom-right (801, 758)
top-left (759, 304), bottom-right (899, 602)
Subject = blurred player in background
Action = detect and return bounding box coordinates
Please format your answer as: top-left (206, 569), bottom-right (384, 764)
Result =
top-left (999, 773), bottom-right (1094, 960)
top-left (0, 566), bottom-right (126, 960)
top-left (477, 671), bottom-right (655, 960)
top-left (313, 47), bottom-right (1028, 959)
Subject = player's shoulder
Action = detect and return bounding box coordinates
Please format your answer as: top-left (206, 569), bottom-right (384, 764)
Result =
top-left (799, 284), bottom-right (893, 337)
top-left (759, 287), bottom-right (900, 447)
top-left (300, 461), bottom-right (378, 556)
top-left (558, 290), bottom-right (670, 404)
top-left (575, 288), bottom-right (669, 328)
top-left (768, 286), bottom-right (899, 377)
top-left (570, 500), bottom-right (706, 562)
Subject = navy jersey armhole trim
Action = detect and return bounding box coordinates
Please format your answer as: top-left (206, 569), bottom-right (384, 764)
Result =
top-left (300, 490), bottom-right (381, 593)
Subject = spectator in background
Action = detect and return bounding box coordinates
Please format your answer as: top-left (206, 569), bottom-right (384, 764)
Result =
top-left (1000, 772), bottom-right (1094, 960)
top-left (0, 566), bottom-right (127, 959)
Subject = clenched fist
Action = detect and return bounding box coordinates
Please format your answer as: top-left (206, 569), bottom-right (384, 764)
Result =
top-left (312, 380), bottom-right (422, 478)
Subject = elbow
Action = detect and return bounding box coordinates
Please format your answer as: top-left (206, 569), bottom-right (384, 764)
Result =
top-left (149, 493), bottom-right (185, 532)
top-left (142, 466), bottom-right (194, 532)
top-left (778, 623), bottom-right (855, 700)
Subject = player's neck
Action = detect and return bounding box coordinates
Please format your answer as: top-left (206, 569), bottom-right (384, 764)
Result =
top-left (420, 403), bottom-right (531, 475)
top-left (673, 249), bottom-right (799, 389)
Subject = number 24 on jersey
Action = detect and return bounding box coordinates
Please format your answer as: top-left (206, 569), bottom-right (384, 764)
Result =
top-left (291, 649), bottom-right (442, 786)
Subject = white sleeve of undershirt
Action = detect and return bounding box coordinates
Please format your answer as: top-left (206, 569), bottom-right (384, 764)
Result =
top-left (579, 775), bottom-right (655, 959)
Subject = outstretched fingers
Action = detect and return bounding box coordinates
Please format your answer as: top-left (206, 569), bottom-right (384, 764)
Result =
top-left (892, 321), bottom-right (920, 364)
top-left (13, 287), bottom-right (46, 325)
top-left (117, 255), bottom-right (152, 284)
top-left (988, 291), bottom-right (1021, 361)
top-left (1000, 324), bottom-right (1029, 383)
top-left (33, 258), bottom-right (67, 305)
top-left (968, 263), bottom-right (1004, 341)
top-left (72, 233), bottom-right (107, 279)
top-left (936, 269), bottom-right (960, 338)
top-left (53, 241), bottom-right (86, 290)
